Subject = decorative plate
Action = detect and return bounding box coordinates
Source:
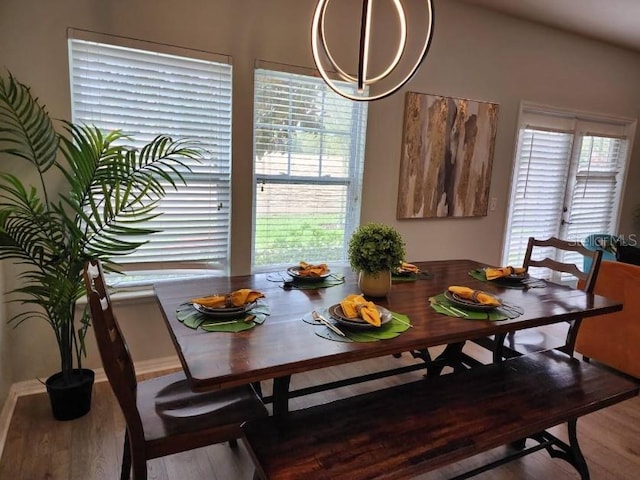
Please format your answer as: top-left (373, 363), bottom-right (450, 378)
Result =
top-left (444, 291), bottom-right (501, 311)
top-left (485, 268), bottom-right (530, 283)
top-left (394, 267), bottom-right (417, 277)
top-left (328, 304), bottom-right (392, 329)
top-left (287, 266), bottom-right (331, 281)
top-left (192, 302), bottom-right (255, 319)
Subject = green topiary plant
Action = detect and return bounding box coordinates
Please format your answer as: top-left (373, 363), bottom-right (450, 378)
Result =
top-left (0, 71), bottom-right (201, 416)
top-left (348, 223), bottom-right (406, 275)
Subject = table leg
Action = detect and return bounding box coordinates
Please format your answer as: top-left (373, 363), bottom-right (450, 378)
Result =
top-left (272, 375), bottom-right (292, 418)
top-left (426, 342), bottom-right (467, 377)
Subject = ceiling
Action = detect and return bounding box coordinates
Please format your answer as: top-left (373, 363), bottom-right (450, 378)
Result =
top-left (459, 0), bottom-right (640, 53)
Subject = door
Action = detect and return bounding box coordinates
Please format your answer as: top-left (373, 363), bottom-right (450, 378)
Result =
top-left (502, 105), bottom-right (632, 280)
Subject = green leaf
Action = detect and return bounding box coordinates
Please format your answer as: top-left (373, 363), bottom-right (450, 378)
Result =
top-left (0, 71), bottom-right (204, 381)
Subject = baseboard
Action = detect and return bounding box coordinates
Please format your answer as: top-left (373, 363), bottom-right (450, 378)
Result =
top-left (0, 355), bottom-right (181, 460)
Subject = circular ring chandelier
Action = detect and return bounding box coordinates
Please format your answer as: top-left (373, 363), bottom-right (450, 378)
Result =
top-left (311, 0), bottom-right (434, 102)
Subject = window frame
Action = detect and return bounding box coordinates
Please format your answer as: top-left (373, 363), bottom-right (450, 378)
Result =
top-left (251, 64), bottom-right (368, 271)
top-left (67, 29), bottom-right (234, 283)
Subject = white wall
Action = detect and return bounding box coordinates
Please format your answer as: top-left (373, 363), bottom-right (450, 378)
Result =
top-left (1, 0), bottom-right (640, 385)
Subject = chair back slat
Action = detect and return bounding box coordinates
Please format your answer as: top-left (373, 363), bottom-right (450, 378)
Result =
top-left (83, 260), bottom-right (143, 436)
top-left (523, 237), bottom-right (603, 293)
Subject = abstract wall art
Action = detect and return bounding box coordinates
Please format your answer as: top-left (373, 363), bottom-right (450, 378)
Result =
top-left (397, 92), bottom-right (499, 219)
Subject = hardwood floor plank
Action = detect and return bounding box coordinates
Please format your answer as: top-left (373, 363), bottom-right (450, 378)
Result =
top-left (0, 393), bottom-right (29, 479)
top-left (70, 383), bottom-right (121, 480)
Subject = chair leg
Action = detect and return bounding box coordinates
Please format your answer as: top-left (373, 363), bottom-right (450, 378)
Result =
top-left (121, 432), bottom-right (131, 480)
top-left (493, 333), bottom-right (507, 363)
top-left (228, 438), bottom-right (238, 448)
top-left (131, 455), bottom-right (147, 480)
top-left (561, 319), bottom-right (582, 357)
top-left (251, 381), bottom-right (263, 399)
top-left (123, 430), bottom-right (147, 480)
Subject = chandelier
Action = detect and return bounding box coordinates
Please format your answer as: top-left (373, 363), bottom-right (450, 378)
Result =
top-left (311, 0), bottom-right (434, 101)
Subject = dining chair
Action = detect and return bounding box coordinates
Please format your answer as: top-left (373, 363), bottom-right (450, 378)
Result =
top-left (475, 236), bottom-right (603, 362)
top-left (83, 259), bottom-right (268, 480)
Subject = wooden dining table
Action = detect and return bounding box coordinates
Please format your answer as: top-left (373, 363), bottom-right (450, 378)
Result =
top-left (153, 259), bottom-right (622, 418)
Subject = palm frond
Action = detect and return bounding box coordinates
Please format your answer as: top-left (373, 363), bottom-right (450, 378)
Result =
top-left (0, 175), bottom-right (64, 266)
top-left (1, 72), bottom-right (204, 380)
top-left (0, 72), bottom-right (58, 172)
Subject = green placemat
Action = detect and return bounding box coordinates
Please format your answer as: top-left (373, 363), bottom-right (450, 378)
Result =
top-left (176, 302), bottom-right (270, 332)
top-left (392, 271), bottom-right (432, 282)
top-left (302, 310), bottom-right (412, 343)
top-left (267, 272), bottom-right (346, 290)
top-left (468, 269), bottom-right (546, 289)
top-left (287, 276), bottom-right (345, 290)
top-left (429, 293), bottom-right (523, 321)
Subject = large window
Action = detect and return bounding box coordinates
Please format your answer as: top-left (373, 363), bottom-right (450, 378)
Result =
top-left (252, 67), bottom-right (368, 268)
top-left (503, 105), bottom-right (633, 280)
top-left (69, 32), bottom-right (232, 273)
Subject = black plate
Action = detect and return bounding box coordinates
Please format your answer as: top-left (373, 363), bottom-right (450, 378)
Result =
top-left (192, 302), bottom-right (255, 318)
top-left (328, 304), bottom-right (392, 329)
top-left (287, 265), bottom-right (331, 281)
top-left (444, 291), bottom-right (501, 311)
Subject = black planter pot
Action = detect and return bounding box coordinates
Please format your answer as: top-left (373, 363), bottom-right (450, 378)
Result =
top-left (45, 368), bottom-right (95, 421)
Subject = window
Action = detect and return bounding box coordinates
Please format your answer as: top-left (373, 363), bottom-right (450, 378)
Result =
top-left (503, 105), bottom-right (633, 280)
top-left (252, 67), bottom-right (368, 268)
top-left (69, 32), bottom-right (232, 273)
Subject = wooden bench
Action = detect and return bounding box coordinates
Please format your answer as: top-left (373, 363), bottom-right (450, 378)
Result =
top-left (242, 350), bottom-right (639, 480)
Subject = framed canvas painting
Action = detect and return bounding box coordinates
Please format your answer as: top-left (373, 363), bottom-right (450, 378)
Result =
top-left (397, 92), bottom-right (499, 219)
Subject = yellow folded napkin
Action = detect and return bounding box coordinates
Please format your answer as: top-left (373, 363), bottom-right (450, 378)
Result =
top-left (447, 286), bottom-right (501, 306)
top-left (339, 294), bottom-right (381, 327)
top-left (191, 289), bottom-right (264, 308)
top-left (485, 266), bottom-right (526, 280)
top-left (397, 261), bottom-right (420, 273)
top-left (298, 261), bottom-right (328, 277)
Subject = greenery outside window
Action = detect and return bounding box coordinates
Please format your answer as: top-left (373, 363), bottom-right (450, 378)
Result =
top-left (252, 66), bottom-right (368, 269)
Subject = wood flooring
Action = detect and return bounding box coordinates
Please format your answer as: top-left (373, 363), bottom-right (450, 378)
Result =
top-left (1, 344), bottom-right (638, 480)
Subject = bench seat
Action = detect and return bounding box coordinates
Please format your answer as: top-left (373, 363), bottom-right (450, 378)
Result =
top-left (243, 350), bottom-right (638, 480)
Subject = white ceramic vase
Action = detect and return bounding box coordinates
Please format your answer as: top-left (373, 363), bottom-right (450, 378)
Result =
top-left (358, 270), bottom-right (392, 297)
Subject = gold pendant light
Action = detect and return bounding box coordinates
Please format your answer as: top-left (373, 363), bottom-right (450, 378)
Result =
top-left (311, 0), bottom-right (434, 101)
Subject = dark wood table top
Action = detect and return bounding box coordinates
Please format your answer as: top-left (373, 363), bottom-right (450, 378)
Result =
top-left (154, 259), bottom-right (622, 391)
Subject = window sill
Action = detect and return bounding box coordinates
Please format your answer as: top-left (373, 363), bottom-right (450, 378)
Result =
top-left (78, 269), bottom-right (224, 306)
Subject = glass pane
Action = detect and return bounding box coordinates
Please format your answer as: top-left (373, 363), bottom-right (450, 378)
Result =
top-left (504, 128), bottom-right (573, 268)
top-left (254, 183), bottom-right (349, 266)
top-left (69, 38), bottom-right (232, 266)
top-left (253, 69), bottom-right (367, 268)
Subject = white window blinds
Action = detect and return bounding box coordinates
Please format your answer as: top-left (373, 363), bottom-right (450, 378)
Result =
top-left (504, 128), bottom-right (573, 267)
top-left (253, 68), bottom-right (368, 268)
top-left (564, 135), bottom-right (626, 249)
top-left (503, 106), bottom-right (631, 279)
top-left (69, 35), bottom-right (232, 268)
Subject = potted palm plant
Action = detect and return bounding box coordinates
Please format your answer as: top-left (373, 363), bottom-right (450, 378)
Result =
top-left (348, 223), bottom-right (406, 297)
top-left (0, 72), bottom-right (201, 420)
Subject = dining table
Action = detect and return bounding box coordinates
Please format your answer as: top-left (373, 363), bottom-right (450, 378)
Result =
top-left (153, 259), bottom-right (622, 417)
